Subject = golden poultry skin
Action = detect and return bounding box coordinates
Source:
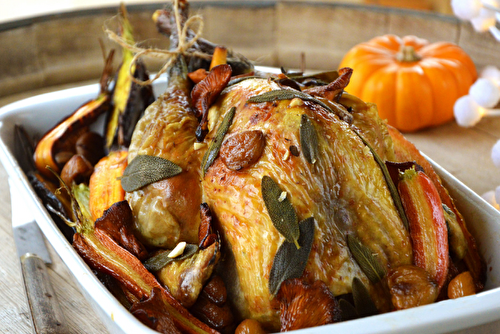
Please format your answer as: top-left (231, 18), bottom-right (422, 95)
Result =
top-left (126, 62), bottom-right (203, 249)
top-left (201, 78), bottom-right (412, 328)
top-left (126, 58), bottom-right (413, 329)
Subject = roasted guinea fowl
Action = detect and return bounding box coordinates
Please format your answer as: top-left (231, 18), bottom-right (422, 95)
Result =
top-left (123, 50), bottom-right (456, 329)
top-left (27, 1), bottom-right (484, 332)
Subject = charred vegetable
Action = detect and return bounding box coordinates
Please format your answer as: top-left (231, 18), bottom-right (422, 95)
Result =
top-left (388, 125), bottom-right (485, 291)
top-left (398, 168), bottom-right (449, 290)
top-left (25, 1), bottom-right (488, 333)
top-left (105, 4), bottom-right (155, 150)
top-left (34, 52), bottom-right (113, 178)
top-left (89, 150), bottom-right (128, 221)
top-left (65, 180), bottom-right (218, 334)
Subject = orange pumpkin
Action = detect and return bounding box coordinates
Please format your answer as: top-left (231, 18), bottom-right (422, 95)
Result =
top-left (339, 35), bottom-right (477, 132)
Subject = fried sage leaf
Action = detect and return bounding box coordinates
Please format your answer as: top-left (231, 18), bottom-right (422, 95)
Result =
top-left (247, 89), bottom-right (335, 115)
top-left (353, 129), bottom-right (409, 230)
top-left (300, 114), bottom-right (319, 164)
top-left (202, 106), bottom-right (236, 176)
top-left (262, 176), bottom-right (300, 247)
top-left (222, 76), bottom-right (260, 95)
top-left (120, 155), bottom-right (182, 192)
top-left (347, 235), bottom-right (386, 284)
top-left (339, 299), bottom-right (358, 321)
top-left (269, 217), bottom-right (315, 296)
top-left (144, 244), bottom-right (199, 272)
top-left (352, 277), bottom-right (378, 318)
top-left (227, 75), bottom-right (260, 87)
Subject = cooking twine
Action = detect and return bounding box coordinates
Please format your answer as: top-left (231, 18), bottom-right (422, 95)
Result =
top-left (104, 0), bottom-right (207, 86)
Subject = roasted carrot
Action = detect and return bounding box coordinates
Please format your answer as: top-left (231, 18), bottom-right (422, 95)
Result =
top-left (209, 46), bottom-right (228, 70)
top-left (89, 150), bottom-right (128, 221)
top-left (398, 168), bottom-right (449, 289)
top-left (71, 183), bottom-right (218, 334)
top-left (34, 51), bottom-right (114, 179)
top-left (389, 125), bottom-right (485, 291)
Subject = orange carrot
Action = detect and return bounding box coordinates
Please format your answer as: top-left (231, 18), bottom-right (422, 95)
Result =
top-left (398, 168), bottom-right (449, 289)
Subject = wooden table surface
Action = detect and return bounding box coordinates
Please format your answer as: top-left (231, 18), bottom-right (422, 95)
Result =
top-left (1, 85), bottom-right (500, 333)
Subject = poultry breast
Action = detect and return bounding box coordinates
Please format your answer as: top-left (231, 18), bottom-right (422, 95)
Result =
top-left (201, 78), bottom-right (412, 328)
top-left (126, 57), bottom-right (413, 329)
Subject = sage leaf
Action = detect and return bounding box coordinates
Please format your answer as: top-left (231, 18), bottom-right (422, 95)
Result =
top-left (300, 114), bottom-right (319, 164)
top-left (227, 76), bottom-right (259, 87)
top-left (248, 89), bottom-right (353, 124)
top-left (202, 106), bottom-right (236, 176)
top-left (222, 76), bottom-right (261, 95)
top-left (268, 217), bottom-right (315, 296)
top-left (288, 70), bottom-right (340, 85)
top-left (261, 176), bottom-right (299, 247)
top-left (339, 299), bottom-right (359, 321)
top-left (352, 129), bottom-right (409, 230)
top-left (347, 235), bottom-right (386, 284)
top-left (144, 244), bottom-right (199, 272)
top-left (248, 89), bottom-right (334, 114)
top-left (352, 277), bottom-right (378, 318)
top-left (120, 155), bottom-right (182, 192)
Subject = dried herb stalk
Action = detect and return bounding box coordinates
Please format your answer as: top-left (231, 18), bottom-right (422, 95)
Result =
top-left (248, 90), bottom-right (335, 115)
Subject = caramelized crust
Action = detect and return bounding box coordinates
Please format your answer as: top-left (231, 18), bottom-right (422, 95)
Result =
top-left (127, 81), bottom-right (203, 248)
top-left (203, 79), bottom-right (412, 328)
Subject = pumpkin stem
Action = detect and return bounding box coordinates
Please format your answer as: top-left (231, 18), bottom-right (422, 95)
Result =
top-left (396, 45), bottom-right (421, 63)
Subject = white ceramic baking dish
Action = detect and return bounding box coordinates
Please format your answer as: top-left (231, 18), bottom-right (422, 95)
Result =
top-left (1, 77), bottom-right (500, 334)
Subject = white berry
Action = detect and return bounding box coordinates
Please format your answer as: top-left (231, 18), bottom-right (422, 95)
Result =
top-left (480, 65), bottom-right (500, 80)
top-left (495, 186), bottom-right (500, 207)
top-left (492, 139), bottom-right (500, 168)
top-left (471, 7), bottom-right (496, 32)
top-left (451, 0), bottom-right (483, 20)
top-left (469, 78), bottom-right (500, 108)
top-left (454, 95), bottom-right (483, 127)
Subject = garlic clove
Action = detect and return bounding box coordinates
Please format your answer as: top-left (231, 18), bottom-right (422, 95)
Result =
top-left (168, 241), bottom-right (187, 258)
